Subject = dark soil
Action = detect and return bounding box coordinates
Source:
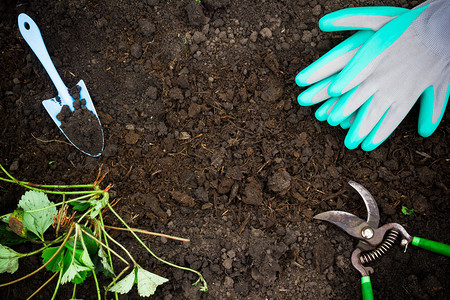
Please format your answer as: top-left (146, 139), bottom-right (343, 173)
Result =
top-left (0, 0), bottom-right (449, 299)
top-left (59, 105), bottom-right (104, 156)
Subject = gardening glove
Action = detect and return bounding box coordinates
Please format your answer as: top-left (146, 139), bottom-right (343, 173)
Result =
top-left (296, 0), bottom-right (450, 151)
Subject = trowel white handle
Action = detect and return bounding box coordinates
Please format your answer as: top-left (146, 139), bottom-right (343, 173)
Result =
top-left (18, 13), bottom-right (72, 107)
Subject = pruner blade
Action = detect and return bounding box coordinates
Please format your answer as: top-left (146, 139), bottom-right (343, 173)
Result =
top-left (348, 181), bottom-right (380, 228)
top-left (314, 211), bottom-right (371, 240)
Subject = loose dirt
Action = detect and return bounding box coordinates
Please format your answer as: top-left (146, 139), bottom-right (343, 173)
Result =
top-left (0, 0), bottom-right (448, 299)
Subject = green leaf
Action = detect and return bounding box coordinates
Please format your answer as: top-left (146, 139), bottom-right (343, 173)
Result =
top-left (137, 267), bottom-right (168, 297)
top-left (62, 247), bottom-right (89, 284)
top-left (80, 227), bottom-right (98, 255)
top-left (42, 247), bottom-right (65, 273)
top-left (0, 223), bottom-right (29, 246)
top-left (69, 200), bottom-right (90, 211)
top-left (1, 214), bottom-right (10, 224)
top-left (61, 261), bottom-right (90, 285)
top-left (88, 193), bottom-right (109, 219)
top-left (18, 191), bottom-right (58, 240)
top-left (98, 247), bottom-right (115, 277)
top-left (0, 244), bottom-right (21, 274)
top-left (401, 206), bottom-right (415, 216)
top-left (108, 269), bottom-right (136, 294)
top-left (8, 209), bottom-right (27, 238)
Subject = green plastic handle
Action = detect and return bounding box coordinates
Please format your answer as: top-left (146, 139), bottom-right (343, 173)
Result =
top-left (412, 236), bottom-right (450, 257)
top-left (361, 276), bottom-right (374, 300)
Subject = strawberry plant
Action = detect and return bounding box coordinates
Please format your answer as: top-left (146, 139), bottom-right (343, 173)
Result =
top-left (0, 163), bottom-right (207, 299)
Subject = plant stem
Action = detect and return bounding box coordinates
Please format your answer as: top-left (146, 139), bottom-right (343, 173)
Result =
top-left (104, 225), bottom-right (190, 242)
top-left (51, 268), bottom-right (63, 300)
top-left (20, 235), bottom-right (65, 257)
top-left (104, 265), bottom-right (130, 292)
top-left (0, 225), bottom-right (74, 287)
top-left (0, 175), bottom-right (102, 195)
top-left (101, 226), bottom-right (138, 266)
top-left (92, 270), bottom-right (101, 300)
top-left (72, 284), bottom-right (77, 299)
top-left (26, 270), bottom-right (59, 300)
top-left (19, 193), bottom-right (101, 216)
top-left (80, 228), bottom-right (129, 265)
top-left (99, 214), bottom-right (119, 300)
top-left (107, 203), bottom-right (208, 291)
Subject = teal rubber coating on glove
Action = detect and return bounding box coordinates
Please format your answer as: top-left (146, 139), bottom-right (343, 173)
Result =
top-left (360, 109), bottom-right (391, 151)
top-left (327, 86), bottom-right (358, 126)
top-left (340, 113), bottom-right (354, 130)
top-left (328, 5), bottom-right (428, 96)
top-left (344, 96), bottom-right (375, 149)
top-left (297, 74), bottom-right (338, 106)
top-left (296, 31), bottom-right (373, 86)
top-left (419, 80), bottom-right (450, 137)
top-left (315, 97), bottom-right (339, 122)
top-left (319, 7), bottom-right (409, 32)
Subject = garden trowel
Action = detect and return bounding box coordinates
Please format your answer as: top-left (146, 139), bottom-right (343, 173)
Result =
top-left (18, 13), bottom-right (104, 157)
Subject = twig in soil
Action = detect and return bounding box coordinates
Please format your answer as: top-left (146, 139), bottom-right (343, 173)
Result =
top-left (238, 213), bottom-right (251, 234)
top-left (257, 159), bottom-right (271, 174)
top-left (103, 225), bottom-right (190, 242)
top-left (321, 190), bottom-right (346, 201)
top-left (31, 133), bottom-right (73, 146)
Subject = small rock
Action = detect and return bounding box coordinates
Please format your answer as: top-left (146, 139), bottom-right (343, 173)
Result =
top-left (178, 132), bottom-right (191, 140)
top-left (185, 3), bottom-right (207, 26)
top-left (138, 18), bottom-right (156, 36)
top-left (301, 30), bottom-right (313, 43)
top-left (170, 191), bottom-right (195, 207)
top-left (268, 169), bottom-right (291, 193)
top-left (169, 87), bottom-right (184, 100)
top-left (188, 103), bottom-right (203, 118)
top-left (193, 31), bottom-right (207, 44)
top-left (312, 4), bottom-right (322, 16)
top-left (242, 179), bottom-right (263, 206)
top-left (223, 276), bottom-right (234, 288)
top-left (130, 43), bottom-right (142, 59)
top-left (261, 86), bottom-right (283, 102)
top-left (102, 144), bottom-right (118, 158)
top-left (249, 31), bottom-right (258, 42)
top-left (9, 160), bottom-right (19, 171)
top-left (125, 131), bottom-right (140, 144)
top-left (260, 27), bottom-right (272, 39)
top-left (145, 86), bottom-right (158, 100)
top-left (222, 258), bottom-right (233, 270)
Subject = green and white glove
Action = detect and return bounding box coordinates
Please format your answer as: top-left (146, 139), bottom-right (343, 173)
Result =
top-left (296, 0), bottom-right (450, 151)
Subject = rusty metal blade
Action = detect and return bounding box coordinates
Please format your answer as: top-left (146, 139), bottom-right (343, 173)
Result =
top-left (348, 181), bottom-right (380, 228)
top-left (314, 211), bottom-right (369, 240)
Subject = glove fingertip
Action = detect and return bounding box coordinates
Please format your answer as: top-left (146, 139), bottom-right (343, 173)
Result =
top-left (344, 134), bottom-right (360, 150)
top-left (328, 80), bottom-right (345, 97)
top-left (361, 139), bottom-right (381, 152)
top-left (315, 97), bottom-right (339, 122)
top-left (295, 71), bottom-right (311, 87)
top-left (297, 92), bottom-right (314, 106)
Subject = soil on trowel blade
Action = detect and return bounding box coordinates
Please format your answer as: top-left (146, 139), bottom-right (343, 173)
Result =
top-left (55, 86), bottom-right (103, 155)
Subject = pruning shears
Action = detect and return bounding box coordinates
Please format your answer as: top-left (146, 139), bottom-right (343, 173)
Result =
top-left (314, 181), bottom-right (450, 300)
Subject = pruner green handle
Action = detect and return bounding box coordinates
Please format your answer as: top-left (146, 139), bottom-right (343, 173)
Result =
top-left (412, 236), bottom-right (450, 257)
top-left (361, 276), bottom-right (374, 300)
